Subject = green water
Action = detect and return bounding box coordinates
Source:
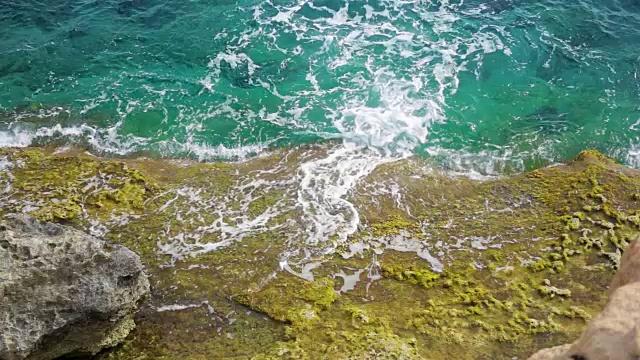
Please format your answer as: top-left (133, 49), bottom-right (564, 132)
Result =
top-left (1, 0), bottom-right (640, 173)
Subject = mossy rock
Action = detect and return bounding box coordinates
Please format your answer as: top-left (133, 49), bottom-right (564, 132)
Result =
top-left (1, 147), bottom-right (639, 359)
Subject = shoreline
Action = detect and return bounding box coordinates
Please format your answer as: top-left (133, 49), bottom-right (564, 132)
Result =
top-left (1, 146), bottom-right (637, 359)
top-left (0, 140), bottom-right (570, 178)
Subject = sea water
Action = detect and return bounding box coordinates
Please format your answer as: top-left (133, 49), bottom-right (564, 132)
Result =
top-left (2, 0), bottom-right (640, 267)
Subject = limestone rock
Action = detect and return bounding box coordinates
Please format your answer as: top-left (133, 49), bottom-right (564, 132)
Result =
top-left (527, 344), bottom-right (571, 360)
top-left (0, 214), bottom-right (150, 360)
top-left (610, 234), bottom-right (640, 292)
top-left (527, 236), bottom-right (640, 360)
top-left (564, 282), bottom-right (640, 360)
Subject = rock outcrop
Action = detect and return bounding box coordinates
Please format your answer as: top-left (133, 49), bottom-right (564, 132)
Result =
top-left (3, 147), bottom-right (640, 359)
top-left (0, 214), bottom-right (149, 360)
top-left (528, 236), bottom-right (640, 360)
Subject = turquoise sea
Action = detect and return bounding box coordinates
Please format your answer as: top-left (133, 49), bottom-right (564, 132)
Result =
top-left (1, 0), bottom-right (640, 175)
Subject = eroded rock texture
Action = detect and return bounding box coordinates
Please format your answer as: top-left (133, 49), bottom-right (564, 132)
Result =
top-left (0, 214), bottom-right (149, 360)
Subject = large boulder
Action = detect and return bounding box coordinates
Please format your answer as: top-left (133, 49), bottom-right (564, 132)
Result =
top-left (0, 214), bottom-right (149, 360)
top-left (528, 236), bottom-right (640, 360)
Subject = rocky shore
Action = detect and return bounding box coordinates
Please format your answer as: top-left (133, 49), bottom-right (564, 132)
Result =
top-left (1, 146), bottom-right (639, 359)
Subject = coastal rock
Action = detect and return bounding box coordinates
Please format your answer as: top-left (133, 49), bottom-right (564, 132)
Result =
top-left (3, 147), bottom-right (640, 359)
top-left (528, 236), bottom-right (640, 360)
top-left (0, 214), bottom-right (149, 360)
top-left (527, 345), bottom-right (572, 360)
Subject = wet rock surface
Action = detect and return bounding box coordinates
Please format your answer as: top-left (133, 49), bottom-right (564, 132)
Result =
top-left (0, 214), bottom-right (149, 360)
top-left (2, 147), bottom-right (640, 359)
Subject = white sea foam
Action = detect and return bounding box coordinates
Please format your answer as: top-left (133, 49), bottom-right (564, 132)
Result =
top-left (156, 301), bottom-right (212, 313)
top-left (626, 143), bottom-right (640, 169)
top-left (0, 122), bottom-right (146, 156)
top-left (265, 0), bottom-right (476, 272)
top-left (148, 0), bottom-right (513, 275)
top-left (0, 0), bottom-right (519, 281)
top-left (286, 72), bottom-right (443, 269)
top-left (0, 120), bottom-right (274, 162)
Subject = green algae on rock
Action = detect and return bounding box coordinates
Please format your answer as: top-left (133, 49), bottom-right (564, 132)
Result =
top-left (1, 147), bottom-right (640, 359)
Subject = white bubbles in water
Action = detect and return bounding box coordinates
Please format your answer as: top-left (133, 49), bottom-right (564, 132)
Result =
top-left (0, 0), bottom-right (518, 278)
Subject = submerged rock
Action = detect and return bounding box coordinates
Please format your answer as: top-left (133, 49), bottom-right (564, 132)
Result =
top-left (528, 236), bottom-right (640, 360)
top-left (0, 214), bottom-right (149, 360)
